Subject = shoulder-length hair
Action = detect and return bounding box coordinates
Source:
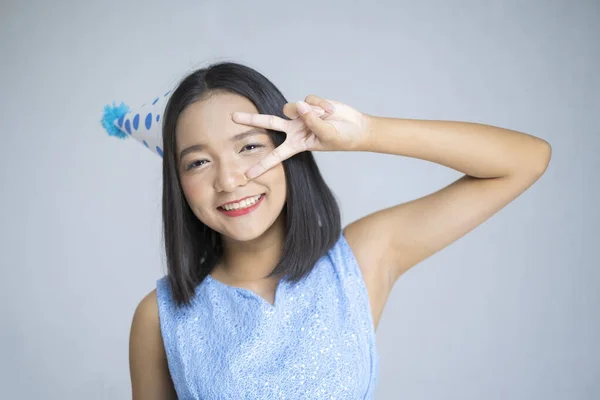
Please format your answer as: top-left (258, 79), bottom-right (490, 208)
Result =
top-left (161, 61), bottom-right (341, 307)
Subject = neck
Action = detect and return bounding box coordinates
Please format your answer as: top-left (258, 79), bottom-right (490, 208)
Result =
top-left (214, 212), bottom-right (286, 285)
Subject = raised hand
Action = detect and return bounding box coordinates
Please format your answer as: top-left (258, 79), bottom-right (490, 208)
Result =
top-left (232, 95), bottom-right (372, 179)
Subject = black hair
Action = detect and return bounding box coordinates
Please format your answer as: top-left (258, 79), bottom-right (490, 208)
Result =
top-left (161, 61), bottom-right (341, 307)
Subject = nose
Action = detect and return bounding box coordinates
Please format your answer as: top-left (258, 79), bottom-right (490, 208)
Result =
top-left (213, 159), bottom-right (248, 193)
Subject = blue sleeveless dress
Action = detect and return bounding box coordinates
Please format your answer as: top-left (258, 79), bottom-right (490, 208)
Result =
top-left (156, 233), bottom-right (380, 399)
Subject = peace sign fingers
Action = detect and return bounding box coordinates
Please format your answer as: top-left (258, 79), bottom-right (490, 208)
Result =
top-left (231, 112), bottom-right (290, 133)
top-left (244, 139), bottom-right (306, 179)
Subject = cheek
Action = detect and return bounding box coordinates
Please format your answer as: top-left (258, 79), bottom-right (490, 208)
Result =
top-left (179, 176), bottom-right (195, 198)
top-left (263, 164), bottom-right (287, 199)
top-left (180, 176), bottom-right (211, 207)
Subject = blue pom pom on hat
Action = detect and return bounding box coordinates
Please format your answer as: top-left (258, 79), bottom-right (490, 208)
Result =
top-left (100, 90), bottom-right (171, 157)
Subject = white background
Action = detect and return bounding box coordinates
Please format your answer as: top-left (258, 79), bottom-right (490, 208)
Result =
top-left (1, 0), bottom-right (598, 398)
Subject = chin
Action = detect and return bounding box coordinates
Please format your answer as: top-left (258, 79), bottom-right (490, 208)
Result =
top-left (218, 213), bottom-right (285, 244)
top-left (223, 228), bottom-right (266, 243)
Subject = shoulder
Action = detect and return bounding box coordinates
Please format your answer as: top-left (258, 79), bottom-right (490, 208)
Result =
top-left (134, 289), bottom-right (159, 320)
top-left (131, 289), bottom-right (161, 343)
top-left (130, 289), bottom-right (178, 399)
top-left (342, 222), bottom-right (391, 286)
top-left (130, 289), bottom-right (165, 361)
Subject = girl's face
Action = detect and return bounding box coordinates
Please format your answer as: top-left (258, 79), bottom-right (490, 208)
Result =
top-left (176, 92), bottom-right (287, 242)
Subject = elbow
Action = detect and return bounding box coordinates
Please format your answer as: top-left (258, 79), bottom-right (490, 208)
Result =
top-left (532, 139), bottom-right (552, 177)
top-left (513, 139), bottom-right (552, 180)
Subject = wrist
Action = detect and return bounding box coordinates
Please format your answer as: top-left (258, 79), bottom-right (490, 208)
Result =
top-left (356, 114), bottom-right (379, 152)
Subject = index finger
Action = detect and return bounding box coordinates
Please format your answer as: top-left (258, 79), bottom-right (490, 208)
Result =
top-left (232, 112), bottom-right (289, 132)
top-left (245, 141), bottom-right (299, 179)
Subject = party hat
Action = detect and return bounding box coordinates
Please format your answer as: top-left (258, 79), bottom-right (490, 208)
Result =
top-left (100, 90), bottom-right (172, 157)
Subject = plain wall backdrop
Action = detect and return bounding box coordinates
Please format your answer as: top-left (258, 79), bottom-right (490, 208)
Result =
top-left (1, 0), bottom-right (598, 398)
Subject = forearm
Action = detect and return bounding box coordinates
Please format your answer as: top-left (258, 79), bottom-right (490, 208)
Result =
top-left (361, 116), bottom-right (551, 179)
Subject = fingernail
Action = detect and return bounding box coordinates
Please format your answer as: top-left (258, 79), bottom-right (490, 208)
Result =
top-left (325, 104), bottom-right (335, 113)
top-left (297, 101), bottom-right (309, 115)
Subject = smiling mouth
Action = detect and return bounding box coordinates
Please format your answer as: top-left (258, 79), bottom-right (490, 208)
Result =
top-left (217, 194), bottom-right (265, 211)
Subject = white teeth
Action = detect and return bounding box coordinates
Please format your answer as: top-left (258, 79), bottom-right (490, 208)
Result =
top-left (221, 194), bottom-right (262, 211)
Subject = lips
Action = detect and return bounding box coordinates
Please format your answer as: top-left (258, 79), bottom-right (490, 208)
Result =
top-left (217, 194), bottom-right (265, 217)
top-left (217, 194), bottom-right (263, 209)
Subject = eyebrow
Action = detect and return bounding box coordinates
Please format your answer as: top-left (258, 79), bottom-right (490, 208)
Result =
top-left (178, 129), bottom-right (267, 161)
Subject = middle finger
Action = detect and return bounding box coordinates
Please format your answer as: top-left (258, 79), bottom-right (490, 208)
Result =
top-left (231, 112), bottom-right (289, 132)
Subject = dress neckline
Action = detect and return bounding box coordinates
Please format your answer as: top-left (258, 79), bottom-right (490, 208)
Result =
top-left (205, 274), bottom-right (286, 309)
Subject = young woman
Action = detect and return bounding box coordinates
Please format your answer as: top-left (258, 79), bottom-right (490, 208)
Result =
top-left (128, 62), bottom-right (551, 399)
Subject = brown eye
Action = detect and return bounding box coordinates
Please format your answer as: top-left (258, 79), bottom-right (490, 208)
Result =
top-left (241, 144), bottom-right (264, 152)
top-left (186, 159), bottom-right (208, 170)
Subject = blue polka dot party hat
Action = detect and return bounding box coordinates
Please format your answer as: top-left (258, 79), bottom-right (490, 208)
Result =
top-left (100, 90), bottom-right (172, 157)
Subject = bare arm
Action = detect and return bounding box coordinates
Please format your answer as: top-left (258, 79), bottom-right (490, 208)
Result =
top-left (345, 116), bottom-right (551, 285)
top-left (129, 290), bottom-right (178, 400)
